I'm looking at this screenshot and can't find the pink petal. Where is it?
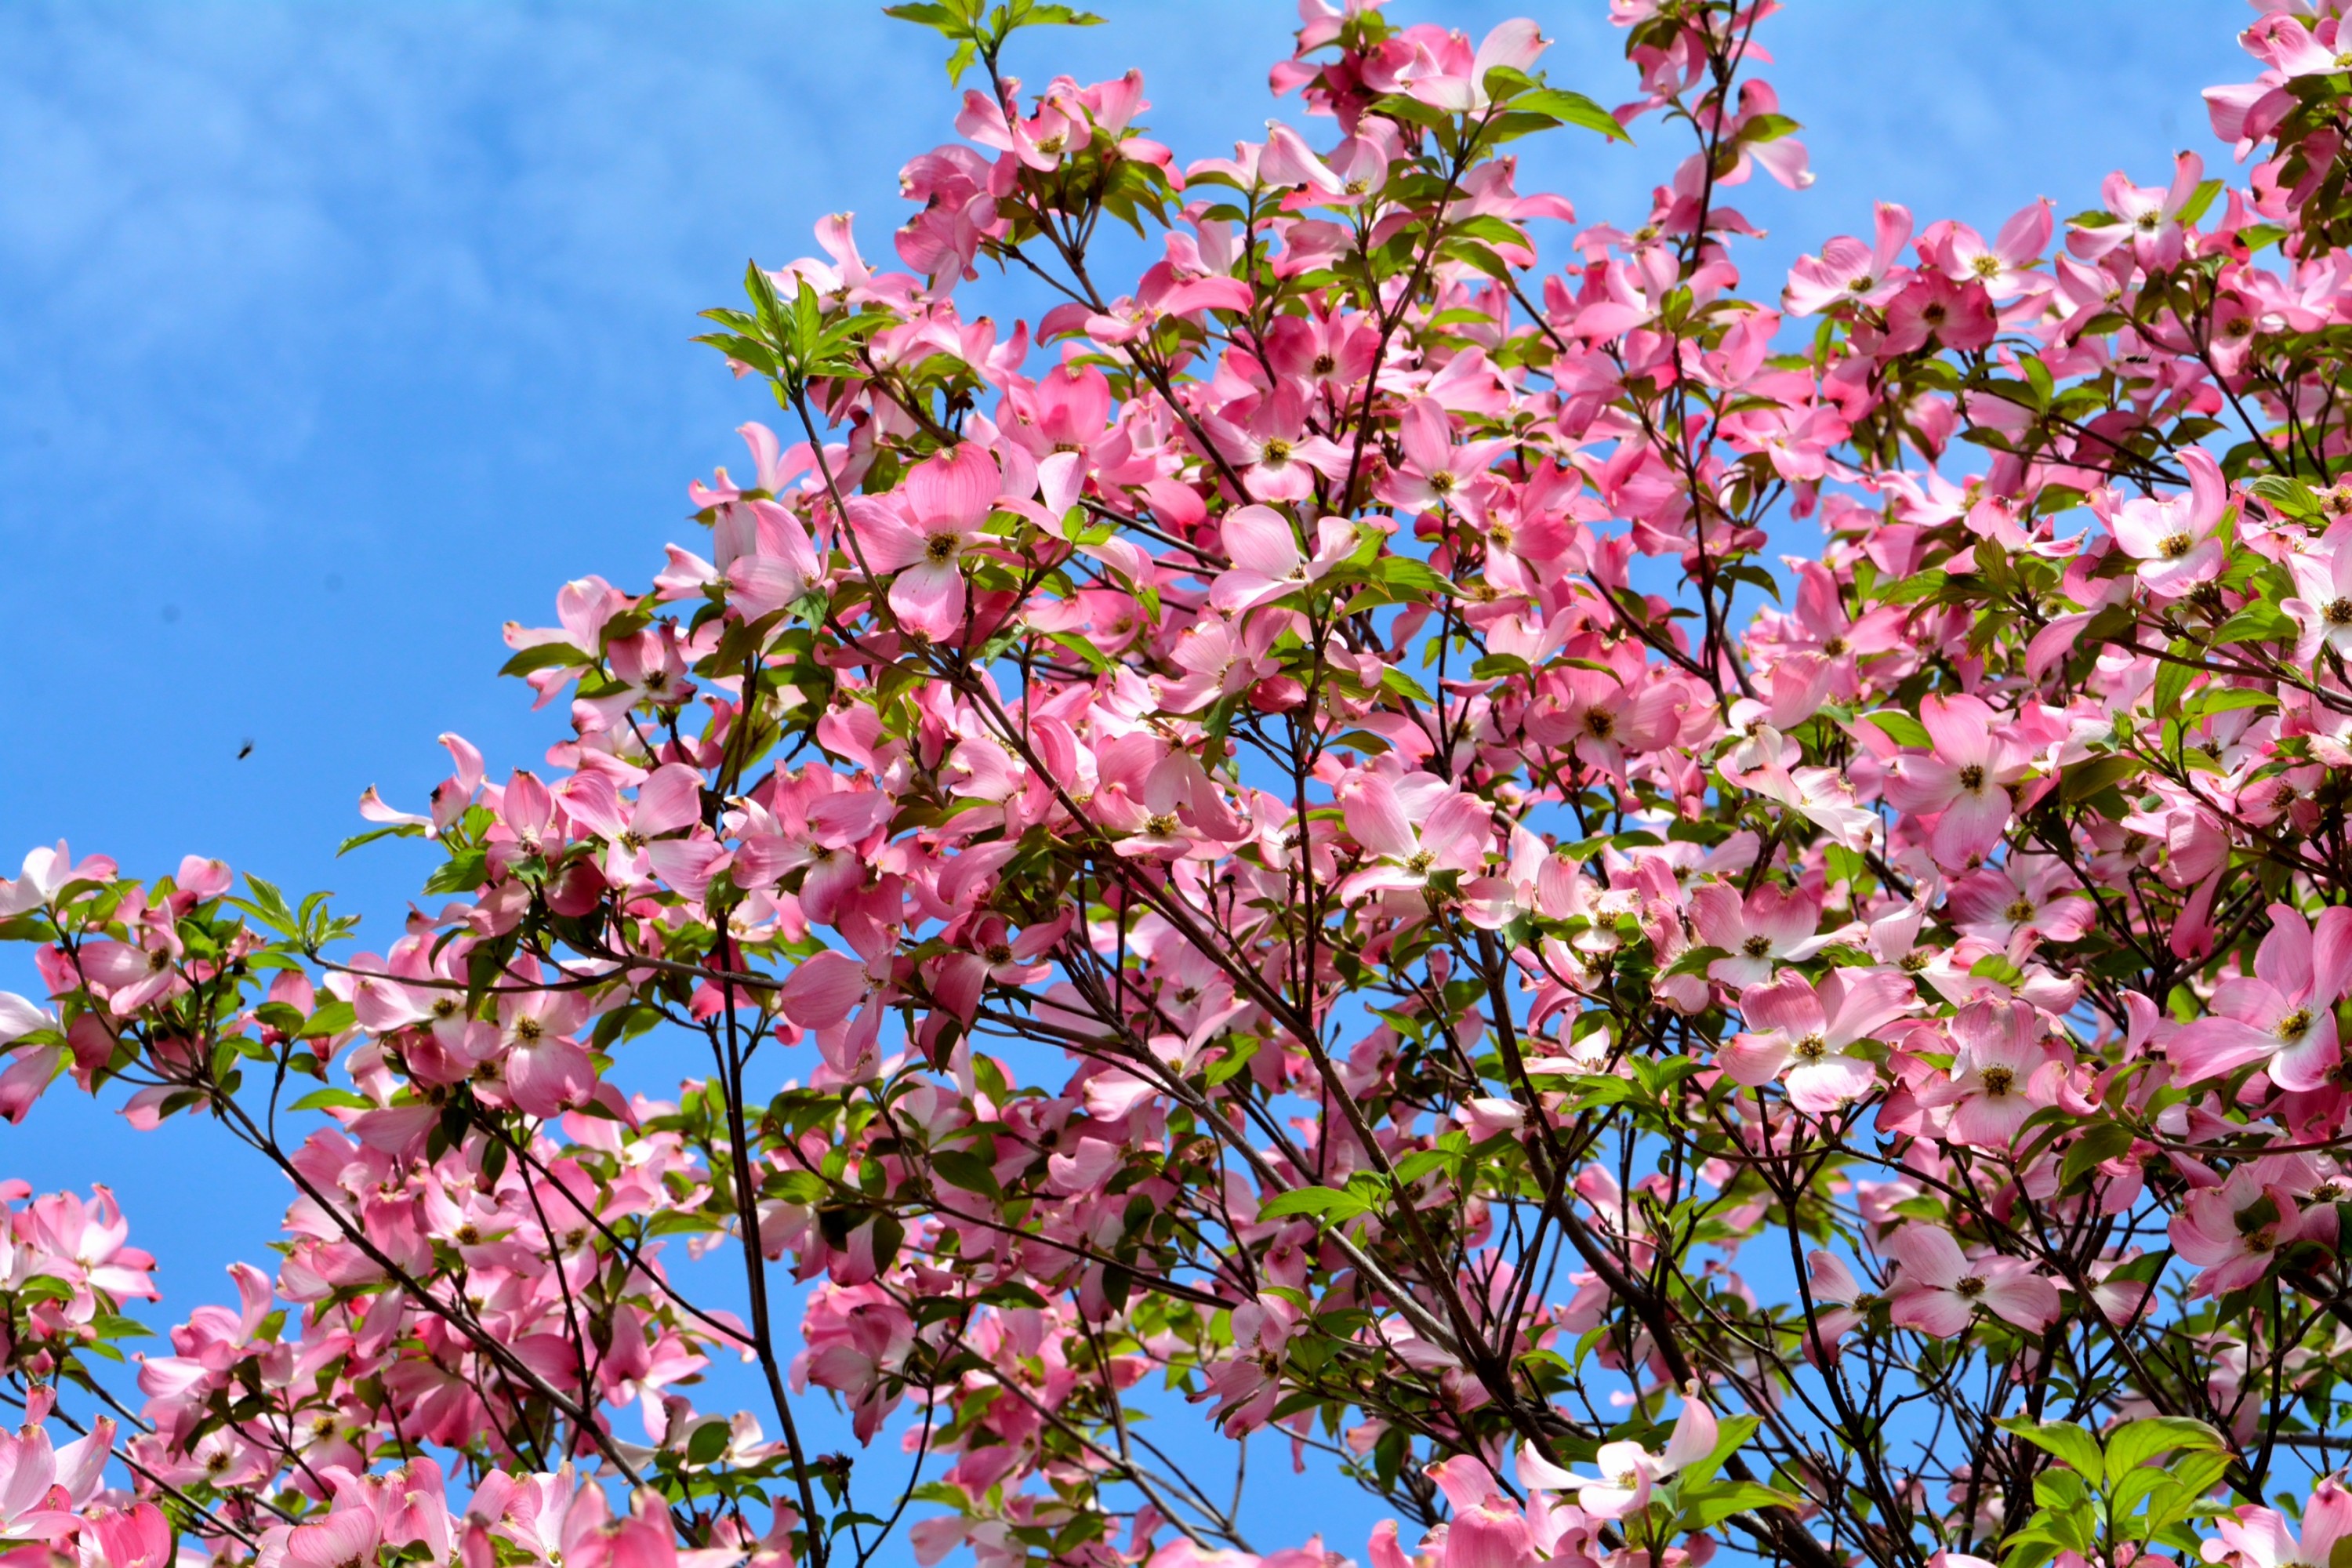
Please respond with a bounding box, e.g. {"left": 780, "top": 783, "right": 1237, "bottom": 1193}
{"left": 1219, "top": 505, "right": 1303, "bottom": 579}
{"left": 1883, "top": 1225, "right": 1967, "bottom": 1290}
{"left": 1886, "top": 1285, "right": 1974, "bottom": 1338}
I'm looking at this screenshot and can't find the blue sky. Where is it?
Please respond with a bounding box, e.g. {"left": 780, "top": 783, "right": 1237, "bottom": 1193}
{"left": 0, "top": 0, "right": 2249, "bottom": 1555}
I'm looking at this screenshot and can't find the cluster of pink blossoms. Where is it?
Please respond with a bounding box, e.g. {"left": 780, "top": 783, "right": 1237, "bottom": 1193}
{"left": 18, "top": 2, "right": 2352, "bottom": 1566}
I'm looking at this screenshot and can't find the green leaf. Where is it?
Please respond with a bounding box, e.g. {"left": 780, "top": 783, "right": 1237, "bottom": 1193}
{"left": 1374, "top": 556, "right": 1459, "bottom": 598}
{"left": 1044, "top": 631, "right": 1112, "bottom": 673}
{"left": 229, "top": 876, "right": 299, "bottom": 939}
{"left": 1998, "top": 1417, "right": 2104, "bottom": 1478}
{"left": 2102, "top": 1417, "right": 2224, "bottom": 1485}
{"left": 1471, "top": 653, "right": 1532, "bottom": 681}
{"left": 1860, "top": 710, "right": 1933, "bottom": 749}
{"left": 685, "top": 1418, "right": 732, "bottom": 1466}
{"left": 337, "top": 823, "right": 425, "bottom": 856}
{"left": 2152, "top": 664, "right": 2196, "bottom": 737}
{"left": 2209, "top": 599, "right": 2297, "bottom": 645}
{"left": 288, "top": 1088, "right": 375, "bottom": 1112}
{"left": 299, "top": 1000, "right": 358, "bottom": 1041}
{"left": 2060, "top": 753, "right": 2142, "bottom": 804}
{"left": 499, "top": 641, "right": 593, "bottom": 677}
{"left": 1514, "top": 87, "right": 1632, "bottom": 143}
{"left": 1677, "top": 1479, "right": 1797, "bottom": 1530}
{"left": 1381, "top": 667, "right": 1436, "bottom": 706}
{"left": 931, "top": 1150, "right": 1001, "bottom": 1200}
{"left": 1259, "top": 1185, "right": 1374, "bottom": 1222}
{"left": 2198, "top": 687, "right": 2277, "bottom": 715}
{"left": 2177, "top": 178, "right": 2225, "bottom": 227}
{"left": 2060, "top": 1121, "right": 2134, "bottom": 1192}
{"left": 1202, "top": 1037, "right": 1258, "bottom": 1087}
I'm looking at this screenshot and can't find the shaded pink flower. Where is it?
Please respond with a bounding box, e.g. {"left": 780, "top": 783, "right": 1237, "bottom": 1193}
{"left": 2170, "top": 902, "right": 2352, "bottom": 1091}
{"left": 2171, "top": 1162, "right": 2337, "bottom": 1298}
{"left": 1884, "top": 1228, "right": 2060, "bottom": 1336}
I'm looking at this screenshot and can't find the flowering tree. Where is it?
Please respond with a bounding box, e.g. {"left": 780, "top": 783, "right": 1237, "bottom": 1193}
{"left": 13, "top": 2, "right": 2352, "bottom": 1566}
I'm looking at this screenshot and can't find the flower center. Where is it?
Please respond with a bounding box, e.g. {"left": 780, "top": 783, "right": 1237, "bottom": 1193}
{"left": 2327, "top": 597, "right": 2352, "bottom": 627}
{"left": 925, "top": 533, "right": 960, "bottom": 564}
{"left": 1261, "top": 438, "right": 1294, "bottom": 463}
{"left": 1821, "top": 636, "right": 1849, "bottom": 656}
{"left": 1795, "top": 1033, "right": 1828, "bottom": 1061}
{"left": 2003, "top": 897, "right": 2035, "bottom": 923}
{"left": 1742, "top": 935, "right": 1773, "bottom": 958}
{"left": 2159, "top": 532, "right": 2194, "bottom": 559}
{"left": 1970, "top": 254, "right": 2002, "bottom": 279}
{"left": 2277, "top": 1008, "right": 2313, "bottom": 1042}
{"left": 1405, "top": 848, "right": 1436, "bottom": 875}
{"left": 1957, "top": 764, "right": 1986, "bottom": 791}
{"left": 1428, "top": 470, "right": 1457, "bottom": 495}
{"left": 1584, "top": 709, "right": 1615, "bottom": 739}
{"left": 1955, "top": 1275, "right": 1987, "bottom": 1298}
{"left": 1979, "top": 1065, "right": 2014, "bottom": 1098}
{"left": 513, "top": 1016, "right": 543, "bottom": 1042}
{"left": 1145, "top": 813, "right": 1180, "bottom": 837}
{"left": 985, "top": 942, "right": 1014, "bottom": 966}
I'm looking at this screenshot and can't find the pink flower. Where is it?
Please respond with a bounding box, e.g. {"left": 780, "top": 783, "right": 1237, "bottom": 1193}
{"left": 1880, "top": 692, "right": 2032, "bottom": 868}
{"left": 0, "top": 841, "right": 117, "bottom": 916}
{"left": 1208, "top": 506, "right": 1359, "bottom": 614}
{"left": 1391, "top": 18, "right": 1551, "bottom": 114}
{"left": 2285, "top": 533, "right": 2352, "bottom": 663}
{"left": 1211, "top": 385, "right": 1350, "bottom": 503}
{"left": 2170, "top": 1163, "right": 2336, "bottom": 1298}
{"left": 1800, "top": 1252, "right": 1867, "bottom": 1363}
{"left": 2169, "top": 902, "right": 2352, "bottom": 1091}
{"left": 559, "top": 764, "right": 711, "bottom": 893}
{"left": 2206, "top": 1480, "right": 2352, "bottom": 1568}
{"left": 1926, "top": 199, "right": 2053, "bottom": 299}
{"left": 848, "top": 443, "right": 1002, "bottom": 638}
{"left": 1377, "top": 398, "right": 1507, "bottom": 524}
{"left": 1337, "top": 773, "right": 1493, "bottom": 902}
{"left": 1944, "top": 856, "right": 2095, "bottom": 946}
{"left": 1883, "top": 1227, "right": 2060, "bottom": 1336}
{"left": 1690, "top": 881, "right": 1833, "bottom": 988}
{"left": 2105, "top": 448, "right": 2230, "bottom": 598}
{"left": 1784, "top": 202, "right": 1914, "bottom": 316}
{"left": 1920, "top": 997, "right": 2049, "bottom": 1148}
{"left": 1518, "top": 1398, "right": 1717, "bottom": 1521}
{"left": 1721, "top": 968, "right": 1913, "bottom": 1112}
{"left": 2070, "top": 151, "right": 2205, "bottom": 268}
